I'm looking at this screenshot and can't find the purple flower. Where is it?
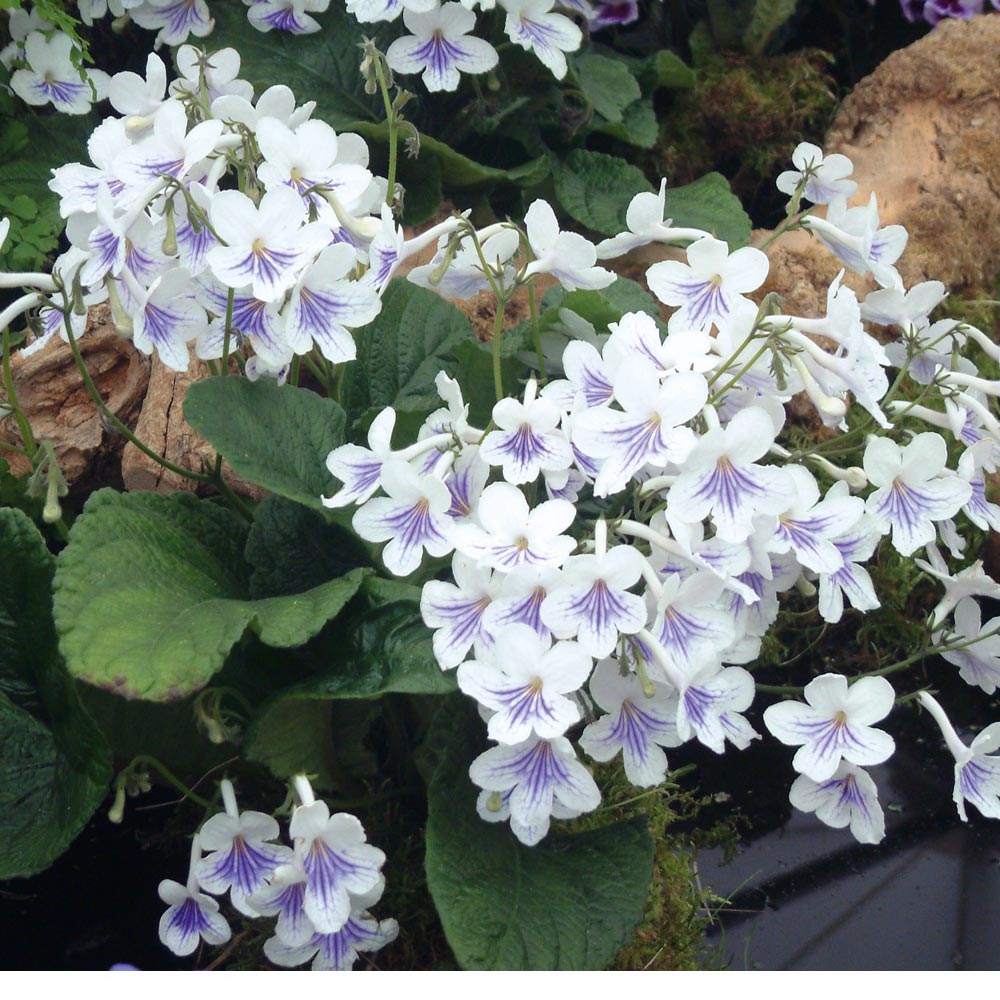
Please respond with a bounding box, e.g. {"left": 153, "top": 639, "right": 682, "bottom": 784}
{"left": 588, "top": 0, "right": 640, "bottom": 31}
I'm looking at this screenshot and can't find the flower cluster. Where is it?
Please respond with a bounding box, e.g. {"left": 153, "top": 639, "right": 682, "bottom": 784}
{"left": 157, "top": 777, "right": 397, "bottom": 970}
{"left": 324, "top": 137, "right": 1000, "bottom": 847}
{"left": 5, "top": 44, "right": 444, "bottom": 376}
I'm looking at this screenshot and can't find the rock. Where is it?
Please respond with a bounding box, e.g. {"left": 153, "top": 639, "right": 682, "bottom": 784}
{"left": 763, "top": 14, "right": 1000, "bottom": 316}
{"left": 0, "top": 305, "right": 150, "bottom": 485}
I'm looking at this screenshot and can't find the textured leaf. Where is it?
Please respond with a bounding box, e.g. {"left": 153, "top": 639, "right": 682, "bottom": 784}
{"left": 424, "top": 705, "right": 654, "bottom": 970}
{"left": 183, "top": 376, "right": 346, "bottom": 509}
{"left": 206, "top": 4, "right": 384, "bottom": 129}
{"left": 553, "top": 150, "right": 654, "bottom": 236}
{"left": 53, "top": 491, "right": 370, "bottom": 701}
{"left": 289, "top": 578, "right": 456, "bottom": 699}
{"left": 661, "top": 172, "right": 752, "bottom": 248}
{"left": 575, "top": 55, "right": 641, "bottom": 124}
{"left": 340, "top": 279, "right": 474, "bottom": 431}
{"left": 592, "top": 100, "right": 659, "bottom": 149}
{"left": 245, "top": 495, "right": 372, "bottom": 600}
{"left": 744, "top": 0, "right": 798, "bottom": 55}
{"left": 0, "top": 508, "right": 111, "bottom": 879}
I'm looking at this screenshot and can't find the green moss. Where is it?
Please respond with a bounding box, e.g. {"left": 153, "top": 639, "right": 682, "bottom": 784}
{"left": 656, "top": 49, "right": 838, "bottom": 221}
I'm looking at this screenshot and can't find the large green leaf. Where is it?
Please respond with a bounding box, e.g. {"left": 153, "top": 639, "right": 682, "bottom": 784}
{"left": 574, "top": 55, "right": 641, "bottom": 125}
{"left": 592, "top": 100, "right": 659, "bottom": 150}
{"left": 340, "top": 279, "right": 474, "bottom": 431}
{"left": 53, "top": 491, "right": 370, "bottom": 701}
{"left": 660, "top": 172, "right": 752, "bottom": 248}
{"left": 205, "top": 4, "right": 384, "bottom": 129}
{"left": 424, "top": 705, "right": 654, "bottom": 970}
{"left": 183, "top": 376, "right": 346, "bottom": 509}
{"left": 245, "top": 495, "right": 373, "bottom": 600}
{"left": 0, "top": 507, "right": 111, "bottom": 879}
{"left": 553, "top": 150, "right": 654, "bottom": 236}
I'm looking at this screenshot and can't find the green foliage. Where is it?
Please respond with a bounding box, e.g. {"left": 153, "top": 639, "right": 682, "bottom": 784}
{"left": 574, "top": 54, "right": 642, "bottom": 124}
{"left": 0, "top": 104, "right": 94, "bottom": 272}
{"left": 206, "top": 3, "right": 383, "bottom": 129}
{"left": 245, "top": 495, "right": 373, "bottom": 599}
{"left": 554, "top": 149, "right": 654, "bottom": 235}
{"left": 288, "top": 577, "right": 457, "bottom": 699}
{"left": 183, "top": 376, "right": 346, "bottom": 509}
{"left": 661, "top": 172, "right": 753, "bottom": 248}
{"left": 340, "top": 278, "right": 475, "bottom": 434}
{"left": 52, "top": 490, "right": 370, "bottom": 701}
{"left": 424, "top": 703, "right": 655, "bottom": 970}
{"left": 0, "top": 507, "right": 111, "bottom": 879}
{"left": 744, "top": 0, "right": 800, "bottom": 55}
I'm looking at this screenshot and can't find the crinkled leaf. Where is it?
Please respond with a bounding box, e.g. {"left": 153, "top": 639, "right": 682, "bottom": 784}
{"left": 245, "top": 495, "right": 372, "bottom": 600}
{"left": 0, "top": 508, "right": 111, "bottom": 879}
{"left": 53, "top": 491, "right": 370, "bottom": 701}
{"left": 574, "top": 55, "right": 641, "bottom": 124}
{"left": 289, "top": 578, "right": 456, "bottom": 698}
{"left": 553, "top": 149, "right": 654, "bottom": 236}
{"left": 593, "top": 99, "right": 658, "bottom": 149}
{"left": 183, "top": 376, "right": 346, "bottom": 509}
{"left": 206, "top": 4, "right": 383, "bottom": 129}
{"left": 424, "top": 704, "right": 654, "bottom": 970}
{"left": 661, "top": 172, "right": 752, "bottom": 248}
{"left": 340, "top": 278, "right": 474, "bottom": 432}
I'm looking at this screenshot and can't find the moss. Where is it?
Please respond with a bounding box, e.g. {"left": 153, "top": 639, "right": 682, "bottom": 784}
{"left": 560, "top": 762, "right": 740, "bottom": 971}
{"left": 656, "top": 49, "right": 839, "bottom": 224}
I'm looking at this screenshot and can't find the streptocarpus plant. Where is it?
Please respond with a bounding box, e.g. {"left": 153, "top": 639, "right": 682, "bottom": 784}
{"left": 3, "top": 34, "right": 1000, "bottom": 971}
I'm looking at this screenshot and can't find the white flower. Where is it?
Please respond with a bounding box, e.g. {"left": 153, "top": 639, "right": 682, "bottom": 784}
{"left": 789, "top": 763, "right": 885, "bottom": 844}
{"left": 937, "top": 598, "right": 1000, "bottom": 696}
{"left": 479, "top": 378, "right": 572, "bottom": 485}
{"left": 11, "top": 31, "right": 109, "bottom": 114}
{"left": 919, "top": 692, "right": 1000, "bottom": 822}
{"left": 420, "top": 553, "right": 500, "bottom": 668}
{"left": 323, "top": 407, "right": 396, "bottom": 509}
{"left": 763, "top": 673, "right": 896, "bottom": 782}
{"left": 776, "top": 142, "right": 858, "bottom": 206}
{"left": 469, "top": 736, "right": 600, "bottom": 845}
{"left": 646, "top": 236, "right": 768, "bottom": 332}
{"left": 501, "top": 0, "right": 582, "bottom": 79}
{"left": 131, "top": 0, "right": 214, "bottom": 48}
{"left": 387, "top": 4, "right": 499, "bottom": 92}
{"left": 863, "top": 433, "right": 972, "bottom": 557}
{"left": 108, "top": 52, "right": 168, "bottom": 118}
{"left": 248, "top": 0, "right": 330, "bottom": 34}
{"left": 131, "top": 267, "right": 208, "bottom": 372}
{"left": 452, "top": 481, "right": 575, "bottom": 572}
{"left": 158, "top": 835, "right": 231, "bottom": 957}
{"left": 595, "top": 179, "right": 709, "bottom": 259}
{"left": 522, "top": 200, "right": 614, "bottom": 291}
{"left": 207, "top": 186, "right": 332, "bottom": 302}
{"left": 352, "top": 459, "right": 455, "bottom": 576}
{"left": 458, "top": 626, "right": 592, "bottom": 743}
{"left": 579, "top": 658, "right": 681, "bottom": 787}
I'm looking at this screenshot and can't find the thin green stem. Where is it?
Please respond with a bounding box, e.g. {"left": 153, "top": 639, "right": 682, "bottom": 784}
{"left": 527, "top": 282, "right": 546, "bottom": 380}
{"left": 2, "top": 328, "right": 37, "bottom": 457}
{"left": 492, "top": 298, "right": 507, "bottom": 401}
{"left": 374, "top": 57, "right": 398, "bottom": 207}
{"left": 124, "top": 755, "right": 215, "bottom": 811}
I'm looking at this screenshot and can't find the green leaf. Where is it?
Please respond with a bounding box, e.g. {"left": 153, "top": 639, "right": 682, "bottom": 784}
{"left": 245, "top": 495, "right": 372, "bottom": 599}
{"left": 288, "top": 578, "right": 456, "bottom": 699}
{"left": 0, "top": 508, "right": 111, "bottom": 879}
{"left": 661, "top": 172, "right": 752, "bottom": 248}
{"left": 574, "top": 55, "right": 641, "bottom": 124}
{"left": 53, "top": 491, "right": 370, "bottom": 701}
{"left": 340, "top": 279, "right": 474, "bottom": 431}
{"left": 183, "top": 376, "right": 346, "bottom": 509}
{"left": 744, "top": 0, "right": 798, "bottom": 55}
{"left": 592, "top": 99, "right": 659, "bottom": 150}
{"left": 553, "top": 150, "right": 654, "bottom": 236}
{"left": 424, "top": 705, "right": 654, "bottom": 970}
{"left": 452, "top": 338, "right": 530, "bottom": 429}
{"left": 206, "top": 4, "right": 383, "bottom": 129}
{"left": 647, "top": 49, "right": 696, "bottom": 90}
